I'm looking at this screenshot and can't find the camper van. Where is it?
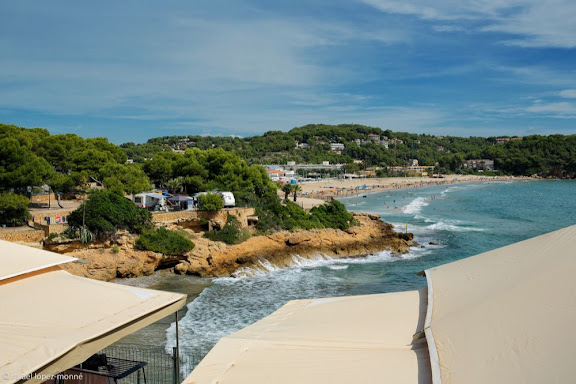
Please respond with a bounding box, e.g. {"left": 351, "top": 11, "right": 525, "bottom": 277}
{"left": 218, "top": 192, "right": 236, "bottom": 208}
{"left": 134, "top": 192, "right": 167, "bottom": 210}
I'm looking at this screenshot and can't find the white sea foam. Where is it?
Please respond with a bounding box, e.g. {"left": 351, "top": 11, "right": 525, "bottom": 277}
{"left": 425, "top": 221, "right": 485, "bottom": 232}
{"left": 440, "top": 186, "right": 460, "bottom": 195}
{"left": 391, "top": 222, "right": 430, "bottom": 235}
{"left": 402, "top": 197, "right": 429, "bottom": 214}
{"left": 229, "top": 251, "right": 414, "bottom": 279}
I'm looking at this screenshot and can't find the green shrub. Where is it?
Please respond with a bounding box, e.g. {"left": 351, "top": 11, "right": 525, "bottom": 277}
{"left": 254, "top": 195, "right": 355, "bottom": 232}
{"left": 136, "top": 227, "right": 195, "bottom": 255}
{"left": 310, "top": 200, "right": 355, "bottom": 230}
{"left": 0, "top": 192, "right": 31, "bottom": 227}
{"left": 198, "top": 192, "right": 223, "bottom": 211}
{"left": 79, "top": 227, "right": 93, "bottom": 244}
{"left": 204, "top": 214, "right": 251, "bottom": 244}
{"left": 68, "top": 190, "right": 152, "bottom": 239}
{"left": 112, "top": 245, "right": 120, "bottom": 254}
{"left": 46, "top": 233, "right": 59, "bottom": 241}
{"left": 176, "top": 229, "right": 195, "bottom": 240}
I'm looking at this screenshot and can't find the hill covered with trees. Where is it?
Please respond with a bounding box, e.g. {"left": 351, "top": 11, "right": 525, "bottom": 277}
{"left": 123, "top": 124, "right": 576, "bottom": 178}
{"left": 0, "top": 123, "right": 359, "bottom": 234}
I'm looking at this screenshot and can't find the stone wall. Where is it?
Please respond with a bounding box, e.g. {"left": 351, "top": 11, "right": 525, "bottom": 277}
{"left": 0, "top": 228, "right": 44, "bottom": 243}
{"left": 30, "top": 193, "right": 56, "bottom": 204}
{"left": 32, "top": 222, "right": 69, "bottom": 236}
{"left": 152, "top": 207, "right": 255, "bottom": 227}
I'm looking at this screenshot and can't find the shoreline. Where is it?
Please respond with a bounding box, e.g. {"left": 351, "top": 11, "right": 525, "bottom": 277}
{"left": 297, "top": 175, "right": 534, "bottom": 201}
{"left": 46, "top": 176, "right": 535, "bottom": 282}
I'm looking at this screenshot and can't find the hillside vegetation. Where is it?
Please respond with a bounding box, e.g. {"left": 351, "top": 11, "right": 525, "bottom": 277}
{"left": 123, "top": 124, "right": 576, "bottom": 177}
{"left": 0, "top": 123, "right": 360, "bottom": 235}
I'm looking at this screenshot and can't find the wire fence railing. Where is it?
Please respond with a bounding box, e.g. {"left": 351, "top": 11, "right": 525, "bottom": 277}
{"left": 100, "top": 344, "right": 203, "bottom": 384}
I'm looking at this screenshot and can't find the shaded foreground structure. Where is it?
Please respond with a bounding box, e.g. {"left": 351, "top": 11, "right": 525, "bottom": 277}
{"left": 185, "top": 225, "right": 576, "bottom": 383}
{"left": 0, "top": 240, "right": 186, "bottom": 384}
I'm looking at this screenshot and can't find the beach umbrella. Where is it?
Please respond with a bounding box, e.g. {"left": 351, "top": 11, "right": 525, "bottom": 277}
{"left": 183, "top": 225, "right": 576, "bottom": 383}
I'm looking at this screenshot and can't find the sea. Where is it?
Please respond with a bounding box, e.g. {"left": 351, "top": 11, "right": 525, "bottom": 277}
{"left": 117, "top": 179, "right": 576, "bottom": 367}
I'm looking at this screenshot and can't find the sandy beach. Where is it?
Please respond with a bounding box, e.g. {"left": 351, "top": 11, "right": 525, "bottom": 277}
{"left": 297, "top": 175, "right": 530, "bottom": 202}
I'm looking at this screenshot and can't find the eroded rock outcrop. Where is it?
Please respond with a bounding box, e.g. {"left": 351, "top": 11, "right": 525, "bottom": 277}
{"left": 184, "top": 213, "right": 413, "bottom": 277}
{"left": 60, "top": 248, "right": 163, "bottom": 281}
{"left": 51, "top": 213, "right": 413, "bottom": 281}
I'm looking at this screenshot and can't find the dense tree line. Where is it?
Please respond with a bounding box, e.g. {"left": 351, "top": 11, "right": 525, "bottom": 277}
{"left": 141, "top": 148, "right": 275, "bottom": 205}
{"left": 125, "top": 124, "right": 576, "bottom": 177}
{"left": 2, "top": 122, "right": 575, "bottom": 235}
{"left": 0, "top": 124, "right": 151, "bottom": 196}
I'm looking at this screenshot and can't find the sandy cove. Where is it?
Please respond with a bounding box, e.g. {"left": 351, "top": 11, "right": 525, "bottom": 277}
{"left": 297, "top": 175, "right": 531, "bottom": 203}
{"left": 58, "top": 213, "right": 413, "bottom": 280}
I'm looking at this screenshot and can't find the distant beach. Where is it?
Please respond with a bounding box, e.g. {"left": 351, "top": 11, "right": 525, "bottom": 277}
{"left": 297, "top": 175, "right": 533, "bottom": 201}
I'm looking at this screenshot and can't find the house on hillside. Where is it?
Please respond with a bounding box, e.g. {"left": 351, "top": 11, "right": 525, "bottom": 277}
{"left": 463, "top": 159, "right": 495, "bottom": 172}
{"left": 295, "top": 141, "right": 310, "bottom": 150}
{"left": 367, "top": 133, "right": 380, "bottom": 142}
{"left": 330, "top": 143, "right": 345, "bottom": 152}
{"left": 267, "top": 169, "right": 286, "bottom": 182}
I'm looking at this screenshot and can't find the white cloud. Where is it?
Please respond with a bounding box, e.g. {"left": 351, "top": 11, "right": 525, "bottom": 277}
{"left": 525, "top": 102, "right": 576, "bottom": 116}
{"left": 433, "top": 25, "right": 466, "bottom": 32}
{"left": 559, "top": 90, "right": 576, "bottom": 99}
{"left": 491, "top": 65, "right": 576, "bottom": 87}
{"left": 360, "top": 0, "right": 576, "bottom": 48}
{"left": 0, "top": 7, "right": 412, "bottom": 120}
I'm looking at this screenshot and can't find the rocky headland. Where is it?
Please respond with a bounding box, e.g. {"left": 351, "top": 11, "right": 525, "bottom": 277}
{"left": 52, "top": 213, "right": 413, "bottom": 280}
{"left": 182, "top": 213, "right": 413, "bottom": 277}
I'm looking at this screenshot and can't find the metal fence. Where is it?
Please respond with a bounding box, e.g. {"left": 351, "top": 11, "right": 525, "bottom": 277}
{"left": 100, "top": 344, "right": 203, "bottom": 384}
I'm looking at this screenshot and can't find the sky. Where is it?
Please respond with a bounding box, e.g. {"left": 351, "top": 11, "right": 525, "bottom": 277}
{"left": 1, "top": 0, "right": 576, "bottom": 143}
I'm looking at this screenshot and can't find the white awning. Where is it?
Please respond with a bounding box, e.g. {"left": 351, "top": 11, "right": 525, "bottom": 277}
{"left": 184, "top": 289, "right": 431, "bottom": 384}
{"left": 0, "top": 239, "right": 75, "bottom": 281}
{"left": 424, "top": 225, "right": 576, "bottom": 384}
{"left": 0, "top": 242, "right": 186, "bottom": 384}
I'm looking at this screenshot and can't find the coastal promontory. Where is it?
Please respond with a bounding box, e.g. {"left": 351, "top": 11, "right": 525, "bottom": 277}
{"left": 57, "top": 212, "right": 413, "bottom": 280}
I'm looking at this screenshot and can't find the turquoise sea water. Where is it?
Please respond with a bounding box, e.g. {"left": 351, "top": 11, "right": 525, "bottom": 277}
{"left": 134, "top": 180, "right": 576, "bottom": 361}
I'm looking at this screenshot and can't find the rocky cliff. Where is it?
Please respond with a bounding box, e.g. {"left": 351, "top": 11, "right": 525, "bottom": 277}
{"left": 179, "top": 213, "right": 413, "bottom": 277}
{"left": 50, "top": 232, "right": 164, "bottom": 281}
{"left": 61, "top": 248, "right": 163, "bottom": 281}
{"left": 53, "top": 213, "right": 413, "bottom": 280}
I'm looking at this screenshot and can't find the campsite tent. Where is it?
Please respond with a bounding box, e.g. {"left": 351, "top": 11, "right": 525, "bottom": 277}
{"left": 167, "top": 195, "right": 194, "bottom": 203}
{"left": 0, "top": 240, "right": 186, "bottom": 384}
{"left": 184, "top": 225, "right": 576, "bottom": 383}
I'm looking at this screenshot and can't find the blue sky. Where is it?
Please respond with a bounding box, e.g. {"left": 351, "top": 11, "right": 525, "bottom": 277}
{"left": 1, "top": 0, "right": 576, "bottom": 143}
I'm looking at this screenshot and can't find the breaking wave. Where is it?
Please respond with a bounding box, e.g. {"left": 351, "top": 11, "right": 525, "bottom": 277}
{"left": 402, "top": 197, "right": 429, "bottom": 214}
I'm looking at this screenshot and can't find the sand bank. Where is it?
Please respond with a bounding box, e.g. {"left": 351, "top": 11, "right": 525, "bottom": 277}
{"left": 298, "top": 175, "right": 531, "bottom": 200}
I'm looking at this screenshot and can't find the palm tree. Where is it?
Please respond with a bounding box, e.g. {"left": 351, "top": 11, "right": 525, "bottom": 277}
{"left": 292, "top": 185, "right": 302, "bottom": 202}
{"left": 281, "top": 183, "right": 293, "bottom": 201}
{"left": 164, "top": 177, "right": 185, "bottom": 194}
